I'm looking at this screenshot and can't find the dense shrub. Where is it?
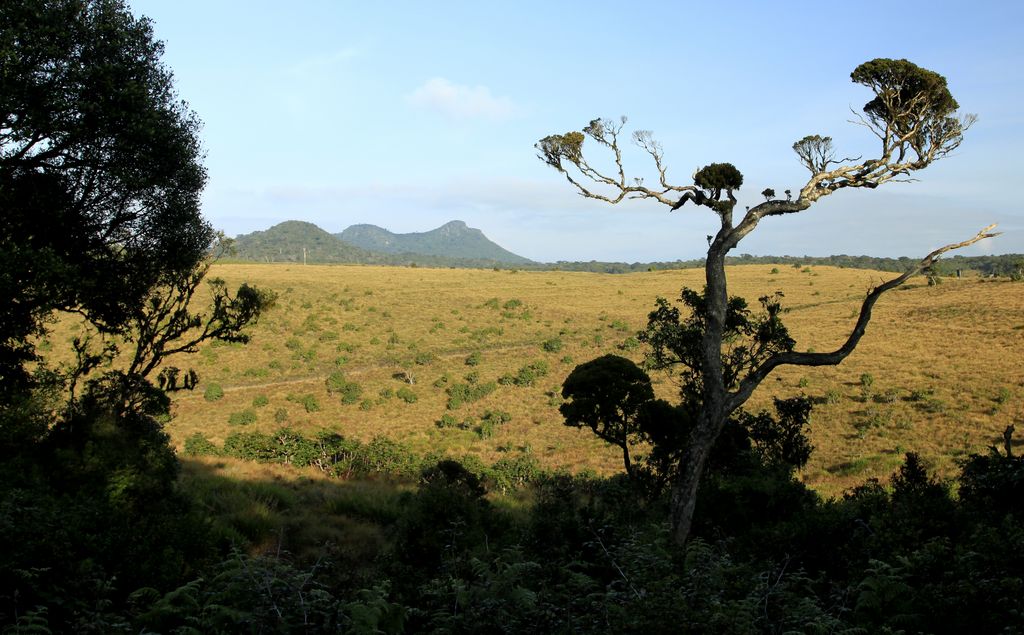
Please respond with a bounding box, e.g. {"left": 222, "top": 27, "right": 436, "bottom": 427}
{"left": 183, "top": 432, "right": 219, "bottom": 456}
{"left": 286, "top": 393, "right": 320, "bottom": 413}
{"left": 489, "top": 454, "right": 540, "bottom": 493}
{"left": 436, "top": 414, "right": 459, "bottom": 429}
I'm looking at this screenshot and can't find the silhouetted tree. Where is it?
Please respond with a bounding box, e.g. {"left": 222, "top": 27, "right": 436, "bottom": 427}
{"left": 0, "top": 4, "right": 273, "bottom": 621}
{"left": 537, "top": 58, "right": 995, "bottom": 545}
{"left": 0, "top": 0, "right": 273, "bottom": 412}
{"left": 560, "top": 354, "right": 655, "bottom": 478}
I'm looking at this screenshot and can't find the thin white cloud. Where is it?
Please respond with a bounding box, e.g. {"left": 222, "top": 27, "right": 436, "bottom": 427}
{"left": 406, "top": 77, "right": 518, "bottom": 120}
{"left": 286, "top": 48, "right": 358, "bottom": 80}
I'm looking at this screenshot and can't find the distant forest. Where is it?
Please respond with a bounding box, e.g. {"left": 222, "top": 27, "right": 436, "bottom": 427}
{"left": 543, "top": 252, "right": 1024, "bottom": 276}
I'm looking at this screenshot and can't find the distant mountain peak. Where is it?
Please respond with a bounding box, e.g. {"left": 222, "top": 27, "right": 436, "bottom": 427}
{"left": 336, "top": 220, "right": 531, "bottom": 264}
{"left": 230, "top": 219, "right": 532, "bottom": 266}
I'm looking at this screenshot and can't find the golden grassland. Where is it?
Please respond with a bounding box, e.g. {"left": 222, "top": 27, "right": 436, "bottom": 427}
{"left": 49, "top": 262, "right": 1024, "bottom": 497}
{"left": 147, "top": 262, "right": 1024, "bottom": 498}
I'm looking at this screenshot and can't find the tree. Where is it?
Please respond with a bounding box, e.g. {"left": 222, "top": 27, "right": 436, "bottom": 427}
{"left": 560, "top": 354, "right": 655, "bottom": 478}
{"left": 537, "top": 58, "right": 996, "bottom": 545}
{"left": 0, "top": 1, "right": 274, "bottom": 622}
{"left": 1, "top": 0, "right": 205, "bottom": 397}
{"left": 0, "top": 0, "right": 271, "bottom": 410}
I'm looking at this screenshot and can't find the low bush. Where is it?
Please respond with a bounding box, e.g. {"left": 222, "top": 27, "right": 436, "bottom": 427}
{"left": 446, "top": 382, "right": 497, "bottom": 409}
{"left": 499, "top": 360, "right": 549, "bottom": 387}
{"left": 489, "top": 454, "right": 540, "bottom": 493}
{"left": 326, "top": 372, "right": 362, "bottom": 404}
{"left": 286, "top": 393, "right": 320, "bottom": 413}
{"left": 203, "top": 383, "right": 224, "bottom": 402}
{"left": 182, "top": 432, "right": 219, "bottom": 456}
{"left": 541, "top": 337, "right": 563, "bottom": 353}
{"left": 228, "top": 409, "right": 257, "bottom": 426}
{"left": 477, "top": 410, "right": 512, "bottom": 439}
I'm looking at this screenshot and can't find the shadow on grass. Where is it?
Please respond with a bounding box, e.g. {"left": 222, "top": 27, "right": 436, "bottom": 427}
{"left": 178, "top": 457, "right": 411, "bottom": 584}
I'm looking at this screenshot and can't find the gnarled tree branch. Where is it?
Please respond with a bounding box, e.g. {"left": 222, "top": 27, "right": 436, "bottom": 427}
{"left": 727, "top": 224, "right": 999, "bottom": 412}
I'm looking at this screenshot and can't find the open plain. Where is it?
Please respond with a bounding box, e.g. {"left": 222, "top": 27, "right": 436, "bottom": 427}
{"left": 129, "top": 262, "right": 1024, "bottom": 497}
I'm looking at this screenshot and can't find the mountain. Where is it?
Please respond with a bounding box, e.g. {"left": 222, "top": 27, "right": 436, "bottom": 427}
{"left": 230, "top": 220, "right": 534, "bottom": 267}
{"left": 337, "top": 220, "right": 533, "bottom": 265}
{"left": 230, "top": 220, "right": 376, "bottom": 264}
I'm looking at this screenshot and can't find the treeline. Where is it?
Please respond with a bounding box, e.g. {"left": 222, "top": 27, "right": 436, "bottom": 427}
{"left": 226, "top": 251, "right": 1024, "bottom": 277}
{"left": 543, "top": 252, "right": 1024, "bottom": 275}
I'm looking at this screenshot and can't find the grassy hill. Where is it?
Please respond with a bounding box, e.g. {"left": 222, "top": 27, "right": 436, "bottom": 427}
{"left": 231, "top": 220, "right": 375, "bottom": 264}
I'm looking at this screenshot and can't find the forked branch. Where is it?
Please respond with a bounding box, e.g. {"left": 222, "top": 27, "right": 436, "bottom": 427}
{"left": 536, "top": 117, "right": 696, "bottom": 207}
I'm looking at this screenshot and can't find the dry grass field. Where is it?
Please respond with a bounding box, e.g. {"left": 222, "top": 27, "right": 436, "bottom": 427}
{"left": 51, "top": 262, "right": 1023, "bottom": 498}
{"left": 120, "top": 262, "right": 1020, "bottom": 498}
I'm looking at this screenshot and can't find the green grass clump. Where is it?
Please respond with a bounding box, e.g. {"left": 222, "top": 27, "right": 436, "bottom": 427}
{"left": 287, "top": 393, "right": 320, "bottom": 413}
{"left": 203, "top": 383, "right": 224, "bottom": 402}
{"left": 183, "top": 432, "right": 219, "bottom": 456}
{"left": 446, "top": 382, "right": 497, "bottom": 409}
{"left": 499, "top": 360, "right": 549, "bottom": 387}
{"left": 476, "top": 410, "right": 512, "bottom": 439}
{"left": 541, "top": 337, "right": 563, "bottom": 353}
{"left": 326, "top": 371, "right": 362, "bottom": 404}
{"left": 396, "top": 387, "right": 418, "bottom": 404}
{"left": 228, "top": 409, "right": 258, "bottom": 426}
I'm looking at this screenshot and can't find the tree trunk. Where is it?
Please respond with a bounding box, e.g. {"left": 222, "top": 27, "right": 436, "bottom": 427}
{"left": 669, "top": 409, "right": 721, "bottom": 543}
{"left": 669, "top": 242, "right": 731, "bottom": 545}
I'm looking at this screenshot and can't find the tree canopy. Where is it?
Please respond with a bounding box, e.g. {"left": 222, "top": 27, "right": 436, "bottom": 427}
{"left": 0, "top": 0, "right": 212, "bottom": 395}
{"left": 560, "top": 354, "right": 655, "bottom": 477}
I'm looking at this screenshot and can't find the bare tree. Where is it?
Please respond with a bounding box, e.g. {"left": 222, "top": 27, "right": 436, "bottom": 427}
{"left": 537, "top": 58, "right": 996, "bottom": 545}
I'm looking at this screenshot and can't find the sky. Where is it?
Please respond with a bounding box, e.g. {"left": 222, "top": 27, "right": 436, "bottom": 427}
{"left": 131, "top": 0, "right": 1023, "bottom": 263}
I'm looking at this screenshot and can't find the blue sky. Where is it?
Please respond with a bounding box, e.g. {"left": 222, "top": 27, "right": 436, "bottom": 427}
{"left": 132, "top": 0, "right": 1023, "bottom": 262}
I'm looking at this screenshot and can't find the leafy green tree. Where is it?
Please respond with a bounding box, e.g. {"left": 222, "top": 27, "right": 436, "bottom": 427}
{"left": 538, "top": 58, "right": 994, "bottom": 544}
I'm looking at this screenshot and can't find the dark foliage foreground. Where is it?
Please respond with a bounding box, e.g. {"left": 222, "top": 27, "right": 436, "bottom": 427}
{"left": 3, "top": 414, "right": 1022, "bottom": 633}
